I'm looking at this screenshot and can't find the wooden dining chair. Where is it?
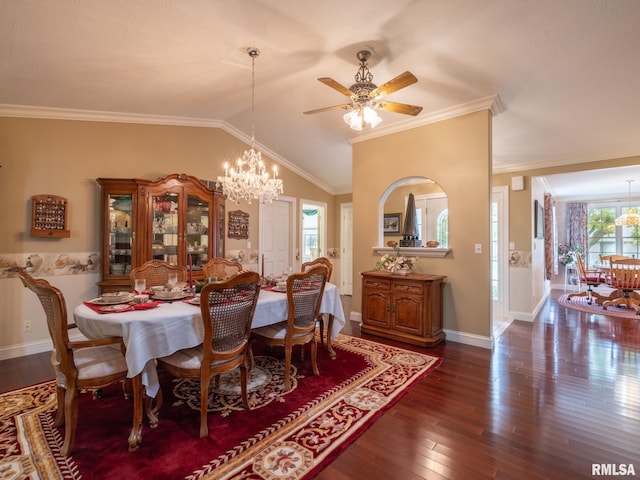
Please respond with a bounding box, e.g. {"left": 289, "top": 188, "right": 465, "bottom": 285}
{"left": 567, "top": 253, "right": 605, "bottom": 305}
{"left": 250, "top": 265, "right": 328, "bottom": 391}
{"left": 602, "top": 258, "right": 640, "bottom": 314}
{"left": 157, "top": 271, "right": 261, "bottom": 437}
{"left": 129, "top": 260, "right": 187, "bottom": 289}
{"left": 301, "top": 257, "right": 333, "bottom": 345}
{"left": 18, "top": 270, "right": 129, "bottom": 456}
{"left": 202, "top": 257, "right": 243, "bottom": 280}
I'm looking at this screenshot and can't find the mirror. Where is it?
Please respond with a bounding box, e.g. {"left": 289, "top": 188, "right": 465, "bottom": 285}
{"left": 381, "top": 177, "right": 448, "bottom": 248}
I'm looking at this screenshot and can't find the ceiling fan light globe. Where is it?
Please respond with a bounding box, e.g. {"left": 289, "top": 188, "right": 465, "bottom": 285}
{"left": 363, "top": 106, "right": 382, "bottom": 127}
{"left": 343, "top": 110, "right": 362, "bottom": 130}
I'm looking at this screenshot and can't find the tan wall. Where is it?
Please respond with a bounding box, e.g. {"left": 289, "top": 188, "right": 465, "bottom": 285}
{"left": 353, "top": 110, "right": 492, "bottom": 338}
{"left": 0, "top": 117, "right": 335, "bottom": 255}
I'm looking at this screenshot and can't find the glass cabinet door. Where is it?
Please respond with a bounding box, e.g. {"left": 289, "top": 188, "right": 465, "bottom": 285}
{"left": 108, "top": 194, "right": 133, "bottom": 276}
{"left": 152, "top": 193, "right": 180, "bottom": 264}
{"left": 186, "top": 194, "right": 210, "bottom": 272}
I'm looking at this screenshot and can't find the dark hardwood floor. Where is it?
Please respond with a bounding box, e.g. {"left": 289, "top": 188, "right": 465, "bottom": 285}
{"left": 2, "top": 291, "right": 638, "bottom": 479}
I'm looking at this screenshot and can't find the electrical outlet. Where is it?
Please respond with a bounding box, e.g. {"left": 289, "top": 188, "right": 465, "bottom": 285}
{"left": 24, "top": 319, "right": 32, "bottom": 332}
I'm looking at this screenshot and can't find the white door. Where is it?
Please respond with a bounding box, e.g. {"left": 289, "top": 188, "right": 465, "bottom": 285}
{"left": 340, "top": 203, "right": 353, "bottom": 295}
{"left": 492, "top": 186, "right": 509, "bottom": 335}
{"left": 261, "top": 197, "right": 295, "bottom": 276}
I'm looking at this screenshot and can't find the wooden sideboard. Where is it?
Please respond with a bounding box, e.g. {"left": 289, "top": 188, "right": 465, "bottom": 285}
{"left": 361, "top": 270, "right": 446, "bottom": 347}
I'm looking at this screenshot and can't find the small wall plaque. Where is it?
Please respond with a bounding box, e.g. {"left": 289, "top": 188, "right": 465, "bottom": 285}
{"left": 228, "top": 210, "right": 249, "bottom": 239}
{"left": 31, "top": 194, "right": 71, "bottom": 238}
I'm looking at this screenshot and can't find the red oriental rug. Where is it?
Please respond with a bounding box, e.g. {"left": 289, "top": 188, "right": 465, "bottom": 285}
{"left": 0, "top": 334, "right": 441, "bottom": 479}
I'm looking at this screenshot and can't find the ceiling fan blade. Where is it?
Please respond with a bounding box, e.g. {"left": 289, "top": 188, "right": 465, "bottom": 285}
{"left": 370, "top": 71, "right": 418, "bottom": 99}
{"left": 375, "top": 101, "right": 423, "bottom": 116}
{"left": 318, "top": 77, "right": 353, "bottom": 97}
{"left": 303, "top": 104, "right": 352, "bottom": 115}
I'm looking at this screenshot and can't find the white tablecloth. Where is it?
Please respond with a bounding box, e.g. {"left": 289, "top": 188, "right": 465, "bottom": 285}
{"left": 73, "top": 283, "right": 345, "bottom": 397}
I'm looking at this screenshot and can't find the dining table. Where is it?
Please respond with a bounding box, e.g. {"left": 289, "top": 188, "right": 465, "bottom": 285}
{"left": 73, "top": 282, "right": 345, "bottom": 451}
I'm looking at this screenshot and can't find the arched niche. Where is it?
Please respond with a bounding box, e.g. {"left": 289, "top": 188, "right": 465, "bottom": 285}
{"left": 374, "top": 176, "right": 451, "bottom": 258}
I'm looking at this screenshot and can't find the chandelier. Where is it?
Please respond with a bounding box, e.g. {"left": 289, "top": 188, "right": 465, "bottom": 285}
{"left": 218, "top": 47, "right": 283, "bottom": 204}
{"left": 614, "top": 179, "right": 640, "bottom": 226}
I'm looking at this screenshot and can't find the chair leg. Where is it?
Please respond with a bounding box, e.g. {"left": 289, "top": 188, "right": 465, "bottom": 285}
{"left": 318, "top": 315, "right": 326, "bottom": 345}
{"left": 240, "top": 364, "right": 250, "bottom": 410}
{"left": 53, "top": 385, "right": 65, "bottom": 427}
{"left": 284, "top": 346, "right": 292, "bottom": 392}
{"left": 60, "top": 387, "right": 79, "bottom": 456}
{"left": 200, "top": 374, "right": 211, "bottom": 438}
{"left": 311, "top": 340, "right": 319, "bottom": 376}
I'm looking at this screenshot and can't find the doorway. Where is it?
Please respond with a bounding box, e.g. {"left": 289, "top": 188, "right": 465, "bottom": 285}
{"left": 300, "top": 200, "right": 326, "bottom": 263}
{"left": 492, "top": 186, "right": 510, "bottom": 338}
{"left": 340, "top": 203, "right": 353, "bottom": 295}
{"left": 260, "top": 196, "right": 296, "bottom": 276}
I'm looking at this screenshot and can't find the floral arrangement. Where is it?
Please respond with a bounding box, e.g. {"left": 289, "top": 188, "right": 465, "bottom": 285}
{"left": 375, "top": 247, "right": 417, "bottom": 273}
{"left": 558, "top": 244, "right": 581, "bottom": 266}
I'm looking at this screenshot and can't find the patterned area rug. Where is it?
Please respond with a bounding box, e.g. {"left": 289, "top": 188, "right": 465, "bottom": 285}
{"left": 558, "top": 293, "right": 640, "bottom": 319}
{"left": 0, "top": 334, "right": 441, "bottom": 480}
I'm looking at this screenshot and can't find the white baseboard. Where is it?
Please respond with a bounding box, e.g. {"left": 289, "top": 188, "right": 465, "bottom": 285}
{"left": 0, "top": 331, "right": 86, "bottom": 361}
{"left": 0, "top": 339, "right": 52, "bottom": 360}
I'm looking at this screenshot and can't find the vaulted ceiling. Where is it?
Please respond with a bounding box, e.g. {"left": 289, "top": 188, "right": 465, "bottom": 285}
{"left": 2, "top": 0, "right": 640, "bottom": 196}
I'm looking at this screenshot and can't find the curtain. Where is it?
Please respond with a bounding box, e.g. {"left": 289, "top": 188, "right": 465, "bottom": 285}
{"left": 544, "top": 193, "right": 554, "bottom": 279}
{"left": 566, "top": 203, "right": 588, "bottom": 256}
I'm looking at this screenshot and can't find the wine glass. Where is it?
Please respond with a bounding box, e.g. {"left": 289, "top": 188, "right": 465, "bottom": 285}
{"left": 134, "top": 278, "right": 146, "bottom": 295}
{"left": 167, "top": 273, "right": 178, "bottom": 290}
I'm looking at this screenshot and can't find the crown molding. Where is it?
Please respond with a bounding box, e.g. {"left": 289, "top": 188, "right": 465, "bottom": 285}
{"left": 492, "top": 150, "right": 640, "bottom": 175}
{"left": 349, "top": 94, "right": 503, "bottom": 144}
{"left": 0, "top": 104, "right": 339, "bottom": 195}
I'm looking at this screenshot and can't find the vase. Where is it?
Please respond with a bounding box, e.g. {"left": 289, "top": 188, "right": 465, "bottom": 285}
{"left": 390, "top": 267, "right": 411, "bottom": 276}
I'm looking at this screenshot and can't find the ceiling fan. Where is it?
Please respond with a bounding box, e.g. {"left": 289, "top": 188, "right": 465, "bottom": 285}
{"left": 303, "top": 50, "right": 423, "bottom": 130}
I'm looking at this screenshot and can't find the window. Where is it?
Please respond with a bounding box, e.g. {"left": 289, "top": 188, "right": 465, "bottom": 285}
{"left": 301, "top": 201, "right": 326, "bottom": 263}
{"left": 587, "top": 203, "right": 640, "bottom": 264}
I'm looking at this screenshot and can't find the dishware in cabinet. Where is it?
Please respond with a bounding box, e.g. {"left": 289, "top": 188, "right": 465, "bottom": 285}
{"left": 97, "top": 179, "right": 142, "bottom": 293}
{"left": 97, "top": 174, "right": 224, "bottom": 294}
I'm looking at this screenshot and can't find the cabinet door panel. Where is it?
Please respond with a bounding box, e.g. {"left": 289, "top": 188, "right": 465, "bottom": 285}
{"left": 393, "top": 294, "right": 424, "bottom": 335}
{"left": 364, "top": 292, "right": 391, "bottom": 328}
{"left": 151, "top": 192, "right": 180, "bottom": 264}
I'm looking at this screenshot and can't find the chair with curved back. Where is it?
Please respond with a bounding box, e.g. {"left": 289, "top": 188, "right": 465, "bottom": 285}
{"left": 250, "top": 265, "right": 328, "bottom": 391}
{"left": 18, "top": 270, "right": 129, "bottom": 456}
{"left": 602, "top": 258, "right": 640, "bottom": 314}
{"left": 157, "top": 271, "right": 261, "bottom": 437}
{"left": 567, "top": 253, "right": 605, "bottom": 305}
{"left": 202, "top": 257, "right": 243, "bottom": 280}
{"left": 301, "top": 257, "right": 333, "bottom": 345}
{"left": 130, "top": 260, "right": 187, "bottom": 289}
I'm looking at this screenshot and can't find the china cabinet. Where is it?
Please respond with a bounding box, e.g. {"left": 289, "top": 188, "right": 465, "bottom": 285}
{"left": 97, "top": 173, "right": 224, "bottom": 293}
{"left": 361, "top": 270, "right": 446, "bottom": 347}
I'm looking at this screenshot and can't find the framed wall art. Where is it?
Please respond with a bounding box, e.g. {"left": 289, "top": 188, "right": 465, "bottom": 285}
{"left": 383, "top": 213, "right": 402, "bottom": 235}
{"left": 228, "top": 210, "right": 249, "bottom": 239}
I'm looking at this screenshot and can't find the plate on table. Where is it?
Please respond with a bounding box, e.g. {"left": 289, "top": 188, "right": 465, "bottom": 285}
{"left": 152, "top": 291, "right": 189, "bottom": 301}
{"left": 99, "top": 304, "right": 132, "bottom": 312}
{"left": 271, "top": 286, "right": 287, "bottom": 292}
{"left": 185, "top": 296, "right": 200, "bottom": 306}
{"left": 88, "top": 295, "right": 134, "bottom": 305}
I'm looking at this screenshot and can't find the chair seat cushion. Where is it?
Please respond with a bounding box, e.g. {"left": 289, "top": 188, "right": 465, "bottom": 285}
{"left": 251, "top": 321, "right": 314, "bottom": 340}
{"left": 159, "top": 345, "right": 238, "bottom": 370}
{"left": 160, "top": 345, "right": 204, "bottom": 370}
{"left": 583, "top": 275, "right": 602, "bottom": 283}
{"left": 75, "top": 345, "right": 128, "bottom": 381}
